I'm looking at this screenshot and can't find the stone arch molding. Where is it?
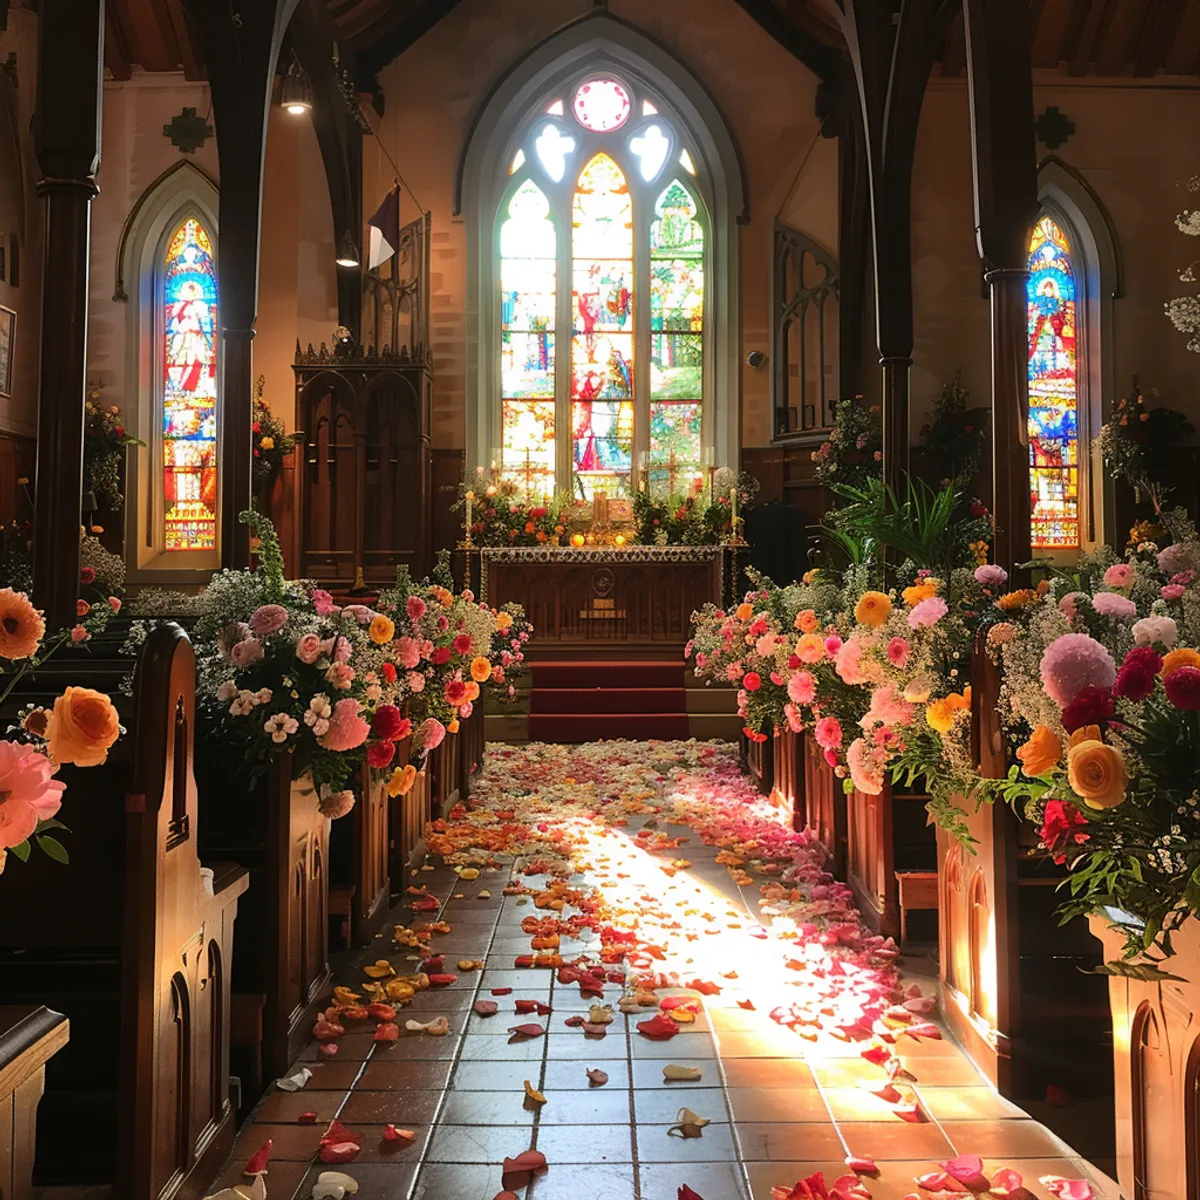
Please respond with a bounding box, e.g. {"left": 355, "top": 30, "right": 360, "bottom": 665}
{"left": 118, "top": 160, "right": 221, "bottom": 585}
{"left": 1036, "top": 155, "right": 1122, "bottom": 552}
{"left": 456, "top": 11, "right": 747, "bottom": 473}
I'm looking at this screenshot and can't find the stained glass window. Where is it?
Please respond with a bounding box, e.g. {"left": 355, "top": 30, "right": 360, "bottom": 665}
{"left": 500, "top": 181, "right": 556, "bottom": 498}
{"left": 1027, "top": 214, "right": 1079, "bottom": 550}
{"left": 162, "top": 216, "right": 218, "bottom": 551}
{"left": 497, "top": 76, "right": 708, "bottom": 499}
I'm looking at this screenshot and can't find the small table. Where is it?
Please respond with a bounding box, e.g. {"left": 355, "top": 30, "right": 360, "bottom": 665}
{"left": 0, "top": 1005, "right": 69, "bottom": 1200}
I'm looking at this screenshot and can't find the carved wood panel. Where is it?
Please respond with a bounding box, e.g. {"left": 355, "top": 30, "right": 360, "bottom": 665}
{"left": 771, "top": 727, "right": 805, "bottom": 829}
{"left": 802, "top": 732, "right": 844, "bottom": 874}
{"left": 352, "top": 765, "right": 391, "bottom": 945}
{"left": 388, "top": 736, "right": 432, "bottom": 889}
{"left": 847, "top": 783, "right": 896, "bottom": 937}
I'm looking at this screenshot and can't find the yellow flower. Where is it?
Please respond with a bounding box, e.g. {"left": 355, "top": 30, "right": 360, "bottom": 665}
{"left": 46, "top": 686, "right": 120, "bottom": 767}
{"left": 802, "top": 569, "right": 819, "bottom": 585}
{"left": 996, "top": 589, "right": 1039, "bottom": 612}
{"left": 447, "top": 718, "right": 461, "bottom": 734}
{"left": 387, "top": 764, "right": 417, "bottom": 798}
{"left": 0, "top": 589, "right": 45, "bottom": 660}
{"left": 369, "top": 614, "right": 395, "bottom": 645}
{"left": 854, "top": 591, "right": 892, "bottom": 628}
{"left": 901, "top": 580, "right": 940, "bottom": 607}
{"left": 260, "top": 436, "right": 275, "bottom": 451}
{"left": 1067, "top": 739, "right": 1126, "bottom": 809}
{"left": 495, "top": 611, "right": 513, "bottom": 632}
{"left": 735, "top": 602, "right": 754, "bottom": 622}
{"left": 1162, "top": 648, "right": 1200, "bottom": 677}
{"left": 1016, "top": 725, "right": 1061, "bottom": 777}
{"left": 925, "top": 690, "right": 969, "bottom": 736}
{"left": 470, "top": 655, "right": 492, "bottom": 682}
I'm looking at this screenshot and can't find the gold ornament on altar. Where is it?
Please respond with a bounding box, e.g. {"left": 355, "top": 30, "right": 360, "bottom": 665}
{"left": 570, "top": 533, "right": 585, "bottom": 548}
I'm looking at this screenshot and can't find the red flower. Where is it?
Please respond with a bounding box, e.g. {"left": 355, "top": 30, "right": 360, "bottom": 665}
{"left": 1039, "top": 798, "right": 1089, "bottom": 864}
{"left": 453, "top": 634, "right": 473, "bottom": 655}
{"left": 1165, "top": 665, "right": 1200, "bottom": 710}
{"left": 431, "top": 646, "right": 452, "bottom": 665}
{"left": 381, "top": 662, "right": 397, "bottom": 683}
{"left": 742, "top": 671, "right": 761, "bottom": 692}
{"left": 1114, "top": 646, "right": 1163, "bottom": 702}
{"left": 1061, "top": 685, "right": 1115, "bottom": 733}
{"left": 366, "top": 740, "right": 395, "bottom": 769}
{"left": 79, "top": 567, "right": 96, "bottom": 584}
{"left": 372, "top": 705, "right": 411, "bottom": 741}
{"left": 114, "top": 426, "right": 124, "bottom": 438}
{"left": 252, "top": 422, "right": 262, "bottom": 434}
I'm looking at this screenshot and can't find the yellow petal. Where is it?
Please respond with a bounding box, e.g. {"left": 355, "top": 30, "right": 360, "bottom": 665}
{"left": 523, "top": 1080, "right": 547, "bottom": 1106}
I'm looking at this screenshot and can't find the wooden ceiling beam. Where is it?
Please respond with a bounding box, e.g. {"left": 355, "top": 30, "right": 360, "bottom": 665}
{"left": 354, "top": 0, "right": 465, "bottom": 85}
{"left": 1068, "top": 0, "right": 1114, "bottom": 76}
{"left": 940, "top": 11, "right": 967, "bottom": 76}
{"left": 734, "top": 0, "right": 844, "bottom": 82}
{"left": 1134, "top": 0, "right": 1187, "bottom": 75}
{"left": 164, "top": 0, "right": 203, "bottom": 78}
{"left": 104, "top": 5, "right": 132, "bottom": 80}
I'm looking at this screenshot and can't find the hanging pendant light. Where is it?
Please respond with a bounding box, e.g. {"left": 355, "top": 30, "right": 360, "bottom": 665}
{"left": 335, "top": 231, "right": 360, "bottom": 268}
{"left": 280, "top": 55, "right": 313, "bottom": 116}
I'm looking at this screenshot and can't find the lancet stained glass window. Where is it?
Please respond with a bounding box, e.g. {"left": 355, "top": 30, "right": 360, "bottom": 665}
{"left": 496, "top": 74, "right": 709, "bottom": 500}
{"left": 162, "top": 217, "right": 218, "bottom": 551}
{"left": 1027, "top": 214, "right": 1079, "bottom": 550}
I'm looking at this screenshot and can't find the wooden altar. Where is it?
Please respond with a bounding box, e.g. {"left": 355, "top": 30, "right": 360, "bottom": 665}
{"left": 477, "top": 545, "right": 737, "bottom": 656}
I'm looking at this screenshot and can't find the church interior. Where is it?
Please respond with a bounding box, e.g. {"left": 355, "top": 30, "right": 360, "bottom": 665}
{"left": 2, "top": 1, "right": 1200, "bottom": 1198}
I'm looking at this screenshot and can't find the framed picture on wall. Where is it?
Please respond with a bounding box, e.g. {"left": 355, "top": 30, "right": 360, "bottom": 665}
{"left": 0, "top": 306, "right": 14, "bottom": 398}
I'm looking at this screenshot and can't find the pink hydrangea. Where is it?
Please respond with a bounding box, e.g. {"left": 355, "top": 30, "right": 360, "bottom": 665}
{"left": 846, "top": 737, "right": 885, "bottom": 795}
{"left": 813, "top": 716, "right": 843, "bottom": 750}
{"left": 0, "top": 741, "right": 66, "bottom": 850}
{"left": 248, "top": 604, "right": 289, "bottom": 636}
{"left": 319, "top": 699, "right": 370, "bottom": 751}
{"left": 886, "top": 637, "right": 910, "bottom": 667}
{"left": 1158, "top": 544, "right": 1196, "bottom": 575}
{"left": 1091, "top": 592, "right": 1137, "bottom": 623}
{"left": 787, "top": 670, "right": 816, "bottom": 704}
{"left": 394, "top": 636, "right": 422, "bottom": 669}
{"left": 908, "top": 596, "right": 948, "bottom": 629}
{"left": 1039, "top": 633, "right": 1117, "bottom": 707}
{"left": 1103, "top": 563, "right": 1135, "bottom": 589}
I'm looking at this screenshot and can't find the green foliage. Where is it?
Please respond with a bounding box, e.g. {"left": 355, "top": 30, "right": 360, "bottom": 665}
{"left": 239, "top": 509, "right": 286, "bottom": 601}
{"left": 252, "top": 377, "right": 296, "bottom": 486}
{"left": 83, "top": 386, "right": 142, "bottom": 511}
{"left": 1099, "top": 379, "right": 1193, "bottom": 519}
{"left": 811, "top": 396, "right": 882, "bottom": 490}
{"left": 918, "top": 369, "right": 988, "bottom": 490}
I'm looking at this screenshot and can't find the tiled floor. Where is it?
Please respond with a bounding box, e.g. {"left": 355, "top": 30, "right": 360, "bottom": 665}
{"left": 215, "top": 742, "right": 1120, "bottom": 1200}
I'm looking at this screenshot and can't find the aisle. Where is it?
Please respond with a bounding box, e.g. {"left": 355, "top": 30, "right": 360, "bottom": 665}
{"left": 217, "top": 741, "right": 1117, "bottom": 1200}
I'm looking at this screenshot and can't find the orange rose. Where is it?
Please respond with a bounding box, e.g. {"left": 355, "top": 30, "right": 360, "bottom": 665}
{"left": 735, "top": 603, "right": 754, "bottom": 622}
{"left": 793, "top": 609, "right": 818, "bottom": 633}
{"left": 1067, "top": 725, "right": 1102, "bottom": 749}
{"left": 1016, "top": 724, "right": 1061, "bottom": 777}
{"left": 464, "top": 680, "right": 480, "bottom": 702}
{"left": 46, "top": 686, "right": 120, "bottom": 767}
{"left": 1162, "top": 648, "right": 1200, "bottom": 677}
{"left": 470, "top": 656, "right": 492, "bottom": 683}
{"left": 369, "top": 614, "right": 395, "bottom": 645}
{"left": 0, "top": 588, "right": 45, "bottom": 660}
{"left": 1067, "top": 739, "right": 1126, "bottom": 809}
{"left": 854, "top": 591, "right": 892, "bottom": 628}
{"left": 387, "top": 764, "right": 417, "bottom": 798}
{"left": 795, "top": 633, "right": 826, "bottom": 664}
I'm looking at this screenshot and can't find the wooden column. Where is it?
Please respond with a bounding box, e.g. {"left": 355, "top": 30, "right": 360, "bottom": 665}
{"left": 182, "top": 0, "right": 300, "bottom": 569}
{"left": 30, "top": 0, "right": 103, "bottom": 629}
{"left": 963, "top": 0, "right": 1037, "bottom": 573}
{"left": 836, "top": 0, "right": 954, "bottom": 494}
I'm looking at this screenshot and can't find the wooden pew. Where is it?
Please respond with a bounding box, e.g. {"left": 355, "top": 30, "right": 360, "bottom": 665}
{"left": 0, "top": 624, "right": 249, "bottom": 1197}
{"left": 458, "top": 701, "right": 485, "bottom": 798}
{"left": 0, "top": 1006, "right": 69, "bottom": 1200}
{"left": 195, "top": 742, "right": 330, "bottom": 1099}
{"left": 770, "top": 726, "right": 806, "bottom": 830}
{"left": 329, "top": 760, "right": 391, "bottom": 949}
{"left": 388, "top": 734, "right": 433, "bottom": 891}
{"left": 739, "top": 727, "right": 774, "bottom": 796}
{"left": 431, "top": 732, "right": 462, "bottom": 817}
{"left": 801, "top": 731, "right": 846, "bottom": 875}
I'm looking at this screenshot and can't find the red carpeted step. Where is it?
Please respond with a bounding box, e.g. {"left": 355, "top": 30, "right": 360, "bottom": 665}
{"left": 531, "top": 686, "right": 685, "bottom": 715}
{"left": 527, "top": 712, "right": 690, "bottom": 742}
{"left": 533, "top": 660, "right": 685, "bottom": 690}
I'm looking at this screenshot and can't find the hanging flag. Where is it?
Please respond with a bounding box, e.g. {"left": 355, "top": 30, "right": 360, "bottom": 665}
{"left": 366, "top": 185, "right": 401, "bottom": 270}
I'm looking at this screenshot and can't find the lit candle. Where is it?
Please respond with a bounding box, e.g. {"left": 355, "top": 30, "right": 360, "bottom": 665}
{"left": 464, "top": 491, "right": 474, "bottom": 543}
{"left": 614, "top": 533, "right": 626, "bottom": 547}
{"left": 730, "top": 485, "right": 738, "bottom": 538}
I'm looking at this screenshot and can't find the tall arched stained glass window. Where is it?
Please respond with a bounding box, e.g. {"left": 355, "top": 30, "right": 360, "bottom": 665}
{"left": 496, "top": 74, "right": 709, "bottom": 499}
{"left": 1027, "top": 215, "right": 1079, "bottom": 550}
{"left": 162, "top": 216, "right": 218, "bottom": 551}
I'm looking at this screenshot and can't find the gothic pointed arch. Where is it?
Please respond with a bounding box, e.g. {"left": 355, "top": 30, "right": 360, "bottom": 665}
{"left": 1029, "top": 156, "right": 1122, "bottom": 554}
{"left": 118, "top": 161, "right": 221, "bottom": 585}
{"left": 457, "top": 12, "right": 745, "bottom": 483}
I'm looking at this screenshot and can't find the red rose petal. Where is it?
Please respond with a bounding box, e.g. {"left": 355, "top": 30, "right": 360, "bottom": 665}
{"left": 243, "top": 1140, "right": 272, "bottom": 1176}
{"left": 637, "top": 1013, "right": 679, "bottom": 1039}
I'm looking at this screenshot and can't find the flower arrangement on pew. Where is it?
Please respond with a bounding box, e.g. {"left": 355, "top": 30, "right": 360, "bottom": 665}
{"left": 0, "top": 576, "right": 122, "bottom": 875}
{"left": 979, "top": 513, "right": 1200, "bottom": 967}
{"left": 484, "top": 603, "right": 532, "bottom": 706}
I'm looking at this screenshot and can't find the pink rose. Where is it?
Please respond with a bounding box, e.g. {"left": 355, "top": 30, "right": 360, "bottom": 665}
{"left": 787, "top": 670, "right": 816, "bottom": 704}
{"left": 417, "top": 718, "right": 446, "bottom": 753}
{"left": 814, "top": 716, "right": 843, "bottom": 750}
{"left": 1162, "top": 584, "right": 1185, "bottom": 601}
{"left": 295, "top": 634, "right": 322, "bottom": 664}
{"left": 886, "top": 637, "right": 910, "bottom": 667}
{"left": 107, "top": 596, "right": 122, "bottom": 613}
{"left": 231, "top": 638, "right": 265, "bottom": 668}
{"left": 407, "top": 595, "right": 427, "bottom": 620}
{"left": 1103, "top": 563, "right": 1134, "bottom": 590}
{"left": 0, "top": 741, "right": 66, "bottom": 850}
{"left": 824, "top": 635, "right": 842, "bottom": 657}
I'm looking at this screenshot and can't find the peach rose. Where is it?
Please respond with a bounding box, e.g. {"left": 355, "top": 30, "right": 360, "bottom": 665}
{"left": 735, "top": 602, "right": 754, "bottom": 622}
{"left": 1016, "top": 724, "right": 1061, "bottom": 777}
{"left": 46, "top": 686, "right": 120, "bottom": 767}
{"left": 1066, "top": 739, "right": 1127, "bottom": 809}
{"left": 387, "top": 764, "right": 417, "bottom": 798}
{"left": 470, "top": 656, "right": 492, "bottom": 683}
{"left": 369, "top": 614, "right": 396, "bottom": 645}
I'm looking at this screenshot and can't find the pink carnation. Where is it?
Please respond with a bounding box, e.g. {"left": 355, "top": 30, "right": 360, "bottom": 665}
{"left": 1092, "top": 592, "right": 1137, "bottom": 623}
{"left": 318, "top": 699, "right": 370, "bottom": 751}
{"left": 311, "top": 588, "right": 339, "bottom": 617}
{"left": 755, "top": 633, "right": 777, "bottom": 658}
{"left": 1103, "top": 563, "right": 1135, "bottom": 590}
{"left": 0, "top": 741, "right": 66, "bottom": 850}
{"left": 814, "top": 716, "right": 843, "bottom": 750}
{"left": 908, "top": 596, "right": 948, "bottom": 629}
{"left": 742, "top": 671, "right": 761, "bottom": 692}
{"left": 787, "top": 671, "right": 816, "bottom": 704}
{"left": 394, "top": 636, "right": 422, "bottom": 669}
{"left": 974, "top": 565, "right": 1007, "bottom": 588}
{"left": 846, "top": 737, "right": 885, "bottom": 795}
{"left": 417, "top": 717, "right": 446, "bottom": 753}
{"left": 249, "top": 604, "right": 289, "bottom": 636}
{"left": 835, "top": 638, "right": 869, "bottom": 685}
{"left": 886, "top": 637, "right": 910, "bottom": 667}
{"left": 1039, "top": 633, "right": 1117, "bottom": 707}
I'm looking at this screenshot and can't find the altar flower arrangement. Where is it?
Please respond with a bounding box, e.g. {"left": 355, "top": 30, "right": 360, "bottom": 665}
{"left": 251, "top": 375, "right": 295, "bottom": 486}
{"left": 456, "top": 478, "right": 565, "bottom": 547}
{"left": 0, "top": 579, "right": 122, "bottom": 875}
